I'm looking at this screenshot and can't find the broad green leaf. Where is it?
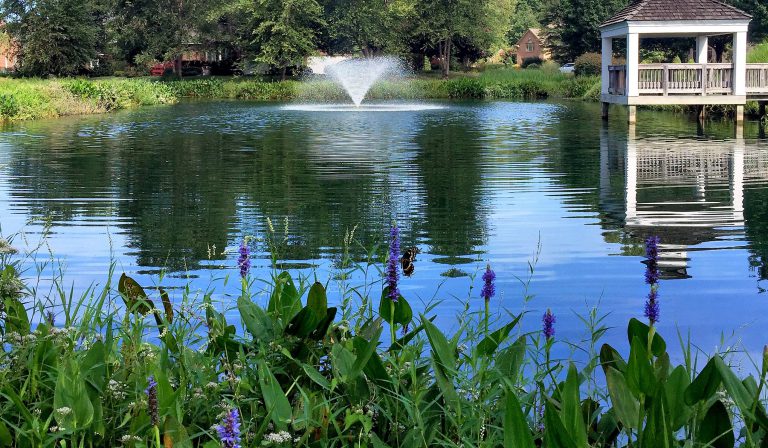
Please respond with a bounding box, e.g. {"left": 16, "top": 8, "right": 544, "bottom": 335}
{"left": 605, "top": 366, "right": 639, "bottom": 429}
{"left": 496, "top": 336, "right": 527, "bottom": 380}
{"left": 159, "top": 287, "right": 173, "bottom": 323}
{"left": 642, "top": 389, "right": 675, "bottom": 448}
{"left": 267, "top": 272, "right": 302, "bottom": 323}
{"left": 477, "top": 314, "right": 522, "bottom": 357}
{"left": 306, "top": 282, "right": 327, "bottom": 318}
{"left": 697, "top": 400, "right": 734, "bottom": 448}
{"left": 504, "top": 390, "right": 535, "bottom": 448}
{"left": 627, "top": 318, "right": 666, "bottom": 357}
{"left": 561, "top": 364, "right": 589, "bottom": 447}
{"left": 422, "top": 316, "right": 456, "bottom": 378}
{"left": 599, "top": 343, "right": 627, "bottom": 374}
{"left": 163, "top": 415, "right": 192, "bottom": 448}
{"left": 285, "top": 307, "right": 320, "bottom": 339}
{"left": 379, "top": 289, "right": 413, "bottom": 326}
{"left": 300, "top": 363, "right": 330, "bottom": 390}
{"left": 685, "top": 357, "right": 721, "bottom": 405}
{"left": 714, "top": 356, "right": 768, "bottom": 429}
{"left": 237, "top": 296, "right": 272, "bottom": 341}
{"left": 626, "top": 336, "right": 656, "bottom": 396}
{"left": 666, "top": 365, "right": 692, "bottom": 430}
{"left": 544, "top": 401, "right": 578, "bottom": 448}
{"left": 350, "top": 331, "right": 382, "bottom": 380}
{"left": 309, "top": 307, "right": 336, "bottom": 341}
{"left": 118, "top": 273, "right": 154, "bottom": 315}
{"left": 3, "top": 298, "right": 29, "bottom": 335}
{"left": 257, "top": 360, "right": 292, "bottom": 430}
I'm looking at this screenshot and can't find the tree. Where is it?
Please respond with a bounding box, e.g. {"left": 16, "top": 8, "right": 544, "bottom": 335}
{"left": 1, "top": 0, "right": 101, "bottom": 76}
{"left": 248, "top": 0, "right": 323, "bottom": 79}
{"left": 110, "top": 0, "right": 222, "bottom": 76}
{"left": 415, "top": 0, "right": 512, "bottom": 77}
{"left": 545, "top": 0, "right": 627, "bottom": 62}
{"left": 321, "top": 0, "right": 415, "bottom": 57}
{"left": 725, "top": 0, "right": 768, "bottom": 41}
{"left": 507, "top": 0, "right": 540, "bottom": 45}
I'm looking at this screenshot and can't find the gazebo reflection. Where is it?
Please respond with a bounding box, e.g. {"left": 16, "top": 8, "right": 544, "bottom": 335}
{"left": 599, "top": 124, "right": 768, "bottom": 278}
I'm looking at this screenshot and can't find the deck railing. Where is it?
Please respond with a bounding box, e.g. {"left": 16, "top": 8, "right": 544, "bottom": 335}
{"left": 746, "top": 64, "right": 768, "bottom": 94}
{"left": 608, "top": 63, "right": 768, "bottom": 96}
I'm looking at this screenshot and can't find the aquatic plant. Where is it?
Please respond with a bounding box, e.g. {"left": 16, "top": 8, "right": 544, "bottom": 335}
{"left": 0, "top": 229, "right": 765, "bottom": 448}
{"left": 644, "top": 235, "right": 660, "bottom": 325}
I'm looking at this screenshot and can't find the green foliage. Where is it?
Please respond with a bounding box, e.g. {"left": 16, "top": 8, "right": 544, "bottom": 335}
{"left": 1, "top": 0, "right": 101, "bottom": 76}
{"left": 749, "top": 41, "right": 768, "bottom": 63}
{"left": 3, "top": 235, "right": 768, "bottom": 447}
{"left": 574, "top": 52, "right": 602, "bottom": 77}
{"left": 521, "top": 56, "right": 544, "bottom": 68}
{"left": 545, "top": 0, "right": 627, "bottom": 62}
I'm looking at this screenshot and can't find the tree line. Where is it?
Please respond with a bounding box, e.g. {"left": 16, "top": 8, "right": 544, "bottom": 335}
{"left": 0, "top": 0, "right": 766, "bottom": 78}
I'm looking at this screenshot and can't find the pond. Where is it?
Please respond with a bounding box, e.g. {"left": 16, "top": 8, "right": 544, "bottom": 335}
{"left": 1, "top": 99, "right": 767, "bottom": 357}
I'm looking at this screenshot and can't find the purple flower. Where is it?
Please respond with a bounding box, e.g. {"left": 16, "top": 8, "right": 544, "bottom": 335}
{"left": 644, "top": 289, "right": 660, "bottom": 325}
{"left": 542, "top": 309, "right": 555, "bottom": 340}
{"left": 481, "top": 264, "right": 496, "bottom": 302}
{"left": 145, "top": 375, "right": 159, "bottom": 426}
{"left": 644, "top": 236, "right": 660, "bottom": 285}
{"left": 386, "top": 225, "right": 400, "bottom": 302}
{"left": 237, "top": 240, "right": 250, "bottom": 279}
{"left": 216, "top": 408, "right": 241, "bottom": 448}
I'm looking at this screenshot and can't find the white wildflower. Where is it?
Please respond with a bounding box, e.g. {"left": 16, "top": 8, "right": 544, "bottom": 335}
{"left": 55, "top": 407, "right": 72, "bottom": 416}
{"left": 263, "top": 431, "right": 292, "bottom": 444}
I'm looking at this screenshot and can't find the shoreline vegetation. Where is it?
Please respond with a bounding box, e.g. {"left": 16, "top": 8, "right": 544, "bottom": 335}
{"left": 1, "top": 228, "right": 768, "bottom": 447}
{"left": 0, "top": 68, "right": 601, "bottom": 122}
{"left": 0, "top": 67, "right": 764, "bottom": 123}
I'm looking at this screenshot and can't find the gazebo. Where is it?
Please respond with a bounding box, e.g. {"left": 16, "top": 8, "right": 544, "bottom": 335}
{"left": 599, "top": 0, "right": 768, "bottom": 123}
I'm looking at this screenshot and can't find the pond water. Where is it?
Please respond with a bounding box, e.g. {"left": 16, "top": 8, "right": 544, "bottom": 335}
{"left": 1, "top": 100, "right": 767, "bottom": 359}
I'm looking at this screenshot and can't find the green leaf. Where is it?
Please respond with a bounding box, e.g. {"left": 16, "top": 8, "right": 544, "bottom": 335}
{"left": 561, "top": 364, "right": 589, "bottom": 447}
{"left": 599, "top": 343, "right": 627, "bottom": 375}
{"left": 605, "top": 366, "right": 639, "bottom": 429}
{"left": 350, "top": 331, "right": 383, "bottom": 380}
{"left": 300, "top": 363, "right": 331, "bottom": 390}
{"left": 685, "top": 357, "right": 721, "bottom": 405}
{"left": 626, "top": 336, "right": 656, "bottom": 396}
{"left": 379, "top": 288, "right": 413, "bottom": 326}
{"left": 118, "top": 273, "right": 154, "bottom": 315}
{"left": 285, "top": 306, "right": 320, "bottom": 339}
{"left": 54, "top": 359, "right": 94, "bottom": 431}
{"left": 477, "top": 314, "right": 522, "bottom": 357}
{"left": 0, "top": 421, "right": 11, "bottom": 448}
{"left": 697, "top": 400, "right": 734, "bottom": 448}
{"left": 422, "top": 316, "right": 456, "bottom": 378}
{"left": 627, "top": 318, "right": 666, "bottom": 357}
{"left": 309, "top": 307, "right": 336, "bottom": 341}
{"left": 237, "top": 296, "right": 273, "bottom": 342}
{"left": 267, "top": 272, "right": 302, "bottom": 323}
{"left": 257, "top": 360, "right": 292, "bottom": 430}
{"left": 666, "top": 366, "right": 692, "bottom": 431}
{"left": 504, "top": 390, "right": 535, "bottom": 448}
{"left": 496, "top": 336, "right": 527, "bottom": 380}
{"left": 306, "top": 282, "right": 327, "bottom": 318}
{"left": 713, "top": 356, "right": 768, "bottom": 429}
{"left": 544, "top": 401, "right": 578, "bottom": 448}
{"left": 3, "top": 298, "right": 29, "bottom": 335}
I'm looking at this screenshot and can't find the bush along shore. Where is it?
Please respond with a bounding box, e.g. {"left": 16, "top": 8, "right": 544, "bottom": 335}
{"left": 0, "top": 71, "right": 600, "bottom": 122}
{"left": 1, "top": 227, "right": 768, "bottom": 447}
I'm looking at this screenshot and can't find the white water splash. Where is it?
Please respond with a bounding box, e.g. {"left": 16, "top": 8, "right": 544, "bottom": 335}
{"left": 325, "top": 57, "right": 401, "bottom": 107}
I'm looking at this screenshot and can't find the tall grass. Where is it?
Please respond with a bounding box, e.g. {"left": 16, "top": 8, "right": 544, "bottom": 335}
{"left": 748, "top": 41, "right": 768, "bottom": 63}
{"left": 1, "top": 224, "right": 767, "bottom": 447}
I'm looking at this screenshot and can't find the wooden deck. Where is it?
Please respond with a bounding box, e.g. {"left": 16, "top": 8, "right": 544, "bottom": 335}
{"left": 605, "top": 63, "right": 768, "bottom": 103}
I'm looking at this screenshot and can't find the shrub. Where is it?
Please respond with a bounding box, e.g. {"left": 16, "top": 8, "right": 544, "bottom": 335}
{"left": 520, "top": 56, "right": 543, "bottom": 68}
{"left": 445, "top": 77, "right": 484, "bottom": 98}
{"left": 574, "top": 52, "right": 602, "bottom": 76}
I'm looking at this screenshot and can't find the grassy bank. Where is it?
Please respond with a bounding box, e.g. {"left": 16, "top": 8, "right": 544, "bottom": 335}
{"left": 0, "top": 227, "right": 767, "bottom": 447}
{"left": 0, "top": 69, "right": 599, "bottom": 121}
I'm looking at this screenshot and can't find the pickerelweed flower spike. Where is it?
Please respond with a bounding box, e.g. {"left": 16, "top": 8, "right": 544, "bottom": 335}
{"left": 481, "top": 264, "right": 496, "bottom": 302}
{"left": 237, "top": 240, "right": 250, "bottom": 279}
{"left": 644, "top": 235, "right": 661, "bottom": 325}
{"left": 542, "top": 309, "right": 555, "bottom": 340}
{"left": 145, "top": 375, "right": 159, "bottom": 426}
{"left": 386, "top": 225, "right": 400, "bottom": 302}
{"left": 216, "top": 408, "right": 242, "bottom": 448}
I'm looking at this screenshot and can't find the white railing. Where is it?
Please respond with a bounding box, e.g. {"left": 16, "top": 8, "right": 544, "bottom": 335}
{"left": 637, "top": 63, "right": 732, "bottom": 95}
{"left": 608, "top": 63, "right": 768, "bottom": 96}
{"left": 746, "top": 64, "right": 768, "bottom": 94}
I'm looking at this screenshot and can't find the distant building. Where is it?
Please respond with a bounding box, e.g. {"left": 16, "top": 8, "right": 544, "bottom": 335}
{"left": 0, "top": 27, "right": 17, "bottom": 72}
{"left": 516, "top": 28, "right": 550, "bottom": 65}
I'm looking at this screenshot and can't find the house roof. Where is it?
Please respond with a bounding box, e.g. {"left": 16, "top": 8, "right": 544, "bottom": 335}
{"left": 600, "top": 0, "right": 752, "bottom": 27}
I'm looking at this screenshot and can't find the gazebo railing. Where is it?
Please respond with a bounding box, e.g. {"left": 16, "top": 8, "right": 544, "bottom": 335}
{"left": 637, "top": 63, "right": 732, "bottom": 95}
{"left": 608, "top": 65, "right": 626, "bottom": 95}
{"left": 746, "top": 64, "right": 768, "bottom": 94}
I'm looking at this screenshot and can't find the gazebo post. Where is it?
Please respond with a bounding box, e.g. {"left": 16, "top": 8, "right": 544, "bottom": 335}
{"left": 626, "top": 33, "right": 640, "bottom": 123}
{"left": 733, "top": 30, "right": 747, "bottom": 126}
{"left": 601, "top": 36, "right": 613, "bottom": 120}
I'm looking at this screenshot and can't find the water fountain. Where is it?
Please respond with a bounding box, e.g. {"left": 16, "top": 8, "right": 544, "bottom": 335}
{"left": 283, "top": 56, "right": 445, "bottom": 112}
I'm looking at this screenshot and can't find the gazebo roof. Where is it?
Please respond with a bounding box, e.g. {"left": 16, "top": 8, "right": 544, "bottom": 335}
{"left": 601, "top": 0, "right": 752, "bottom": 28}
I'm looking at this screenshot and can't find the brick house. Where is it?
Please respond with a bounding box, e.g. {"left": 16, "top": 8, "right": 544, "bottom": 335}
{"left": 516, "top": 28, "right": 551, "bottom": 65}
